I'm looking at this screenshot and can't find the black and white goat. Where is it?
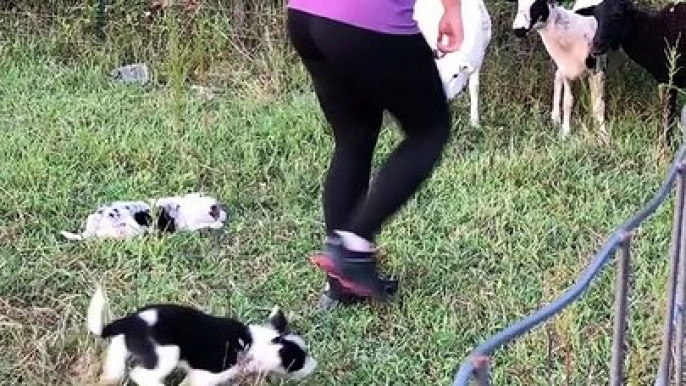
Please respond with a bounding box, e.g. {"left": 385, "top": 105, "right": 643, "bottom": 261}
{"left": 590, "top": 0, "right": 686, "bottom": 140}
{"left": 510, "top": 0, "right": 611, "bottom": 137}
{"left": 414, "top": 0, "right": 493, "bottom": 127}
{"left": 86, "top": 286, "right": 317, "bottom": 385}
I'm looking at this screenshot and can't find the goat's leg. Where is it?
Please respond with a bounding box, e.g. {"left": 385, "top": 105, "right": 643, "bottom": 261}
{"left": 561, "top": 77, "right": 573, "bottom": 137}
{"left": 551, "top": 68, "right": 563, "bottom": 127}
{"left": 589, "top": 70, "right": 607, "bottom": 137}
{"left": 468, "top": 69, "right": 481, "bottom": 127}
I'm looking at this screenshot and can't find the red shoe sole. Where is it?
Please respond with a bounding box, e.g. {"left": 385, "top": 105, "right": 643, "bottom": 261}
{"left": 310, "top": 254, "right": 377, "bottom": 298}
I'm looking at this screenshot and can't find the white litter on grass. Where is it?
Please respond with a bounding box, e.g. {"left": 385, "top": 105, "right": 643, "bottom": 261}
{"left": 110, "top": 63, "right": 150, "bottom": 85}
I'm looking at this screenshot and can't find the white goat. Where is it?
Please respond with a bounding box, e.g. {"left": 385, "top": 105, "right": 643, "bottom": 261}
{"left": 414, "top": 0, "right": 492, "bottom": 127}
{"left": 511, "top": 0, "right": 608, "bottom": 137}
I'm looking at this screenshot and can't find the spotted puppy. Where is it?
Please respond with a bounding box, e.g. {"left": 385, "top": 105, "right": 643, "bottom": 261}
{"left": 151, "top": 193, "right": 227, "bottom": 233}
{"left": 60, "top": 193, "right": 228, "bottom": 241}
{"left": 60, "top": 201, "right": 152, "bottom": 241}
{"left": 86, "top": 286, "right": 317, "bottom": 386}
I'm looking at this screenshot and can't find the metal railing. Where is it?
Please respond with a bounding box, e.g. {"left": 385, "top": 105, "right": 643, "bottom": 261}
{"left": 453, "top": 107, "right": 686, "bottom": 386}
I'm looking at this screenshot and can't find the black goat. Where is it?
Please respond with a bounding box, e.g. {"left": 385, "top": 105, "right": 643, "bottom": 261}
{"left": 590, "top": 0, "right": 685, "bottom": 141}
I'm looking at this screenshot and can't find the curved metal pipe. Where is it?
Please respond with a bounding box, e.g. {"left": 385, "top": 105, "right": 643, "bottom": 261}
{"left": 453, "top": 142, "right": 686, "bottom": 386}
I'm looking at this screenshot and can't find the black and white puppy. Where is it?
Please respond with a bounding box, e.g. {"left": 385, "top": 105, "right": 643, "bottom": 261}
{"left": 151, "top": 193, "right": 228, "bottom": 234}
{"left": 86, "top": 286, "right": 317, "bottom": 386}
{"left": 61, "top": 193, "right": 228, "bottom": 241}
{"left": 60, "top": 201, "right": 153, "bottom": 241}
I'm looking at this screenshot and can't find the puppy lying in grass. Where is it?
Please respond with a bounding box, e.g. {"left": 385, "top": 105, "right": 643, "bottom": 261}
{"left": 60, "top": 193, "right": 228, "bottom": 241}
{"left": 86, "top": 285, "right": 317, "bottom": 385}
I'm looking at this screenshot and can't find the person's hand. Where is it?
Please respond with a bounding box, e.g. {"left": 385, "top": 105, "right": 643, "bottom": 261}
{"left": 436, "top": 5, "right": 464, "bottom": 56}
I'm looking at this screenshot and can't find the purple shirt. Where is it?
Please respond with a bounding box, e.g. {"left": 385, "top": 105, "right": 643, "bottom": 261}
{"left": 287, "top": 0, "right": 420, "bottom": 35}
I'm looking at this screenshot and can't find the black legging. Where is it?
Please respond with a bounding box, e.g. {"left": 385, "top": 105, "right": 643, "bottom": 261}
{"left": 287, "top": 9, "right": 451, "bottom": 242}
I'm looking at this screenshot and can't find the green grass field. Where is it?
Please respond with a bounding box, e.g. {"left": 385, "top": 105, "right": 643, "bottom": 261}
{"left": 0, "top": 5, "right": 684, "bottom": 385}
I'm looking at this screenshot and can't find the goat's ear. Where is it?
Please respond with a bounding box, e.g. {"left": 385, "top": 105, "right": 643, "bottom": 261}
{"left": 574, "top": 6, "right": 596, "bottom": 16}
{"left": 269, "top": 306, "right": 290, "bottom": 335}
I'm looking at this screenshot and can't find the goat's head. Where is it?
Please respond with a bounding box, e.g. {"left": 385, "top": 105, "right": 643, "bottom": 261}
{"left": 435, "top": 55, "right": 475, "bottom": 99}
{"left": 508, "top": 0, "right": 552, "bottom": 37}
{"left": 590, "top": 0, "right": 633, "bottom": 57}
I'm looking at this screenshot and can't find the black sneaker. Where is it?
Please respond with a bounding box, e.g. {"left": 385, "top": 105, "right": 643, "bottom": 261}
{"left": 318, "top": 275, "right": 400, "bottom": 309}
{"left": 310, "top": 234, "right": 393, "bottom": 300}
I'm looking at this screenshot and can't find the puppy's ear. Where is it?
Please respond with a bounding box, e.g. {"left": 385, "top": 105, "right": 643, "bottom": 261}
{"left": 269, "top": 306, "right": 290, "bottom": 335}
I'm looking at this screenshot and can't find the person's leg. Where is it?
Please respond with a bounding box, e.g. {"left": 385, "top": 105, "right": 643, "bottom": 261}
{"left": 298, "top": 50, "right": 397, "bottom": 306}
{"left": 286, "top": 9, "right": 398, "bottom": 303}
{"left": 303, "top": 16, "right": 451, "bottom": 299}
{"left": 317, "top": 74, "right": 383, "bottom": 237}
{"left": 287, "top": 9, "right": 382, "bottom": 236}
{"left": 344, "top": 34, "right": 451, "bottom": 241}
